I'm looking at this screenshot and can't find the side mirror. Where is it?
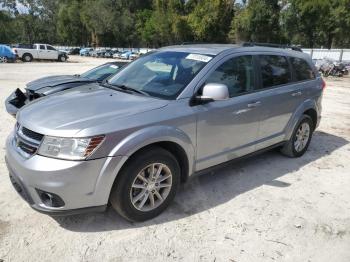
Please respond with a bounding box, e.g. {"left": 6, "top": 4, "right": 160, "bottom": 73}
{"left": 191, "top": 83, "right": 229, "bottom": 105}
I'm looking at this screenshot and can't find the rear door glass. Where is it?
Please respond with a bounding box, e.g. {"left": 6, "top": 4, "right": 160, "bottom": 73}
{"left": 258, "top": 55, "right": 291, "bottom": 88}
{"left": 290, "top": 57, "right": 315, "bottom": 81}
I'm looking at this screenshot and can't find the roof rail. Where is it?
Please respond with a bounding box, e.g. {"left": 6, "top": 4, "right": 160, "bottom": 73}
{"left": 242, "top": 42, "right": 303, "bottom": 52}
{"left": 181, "top": 42, "right": 208, "bottom": 45}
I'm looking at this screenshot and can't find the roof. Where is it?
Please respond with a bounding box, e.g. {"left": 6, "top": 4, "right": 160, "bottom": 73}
{"left": 159, "top": 44, "right": 308, "bottom": 58}
{"left": 159, "top": 44, "right": 239, "bottom": 55}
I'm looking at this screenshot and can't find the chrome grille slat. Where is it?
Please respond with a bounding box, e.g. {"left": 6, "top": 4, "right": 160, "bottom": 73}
{"left": 17, "top": 128, "right": 41, "bottom": 146}
{"left": 14, "top": 124, "right": 43, "bottom": 158}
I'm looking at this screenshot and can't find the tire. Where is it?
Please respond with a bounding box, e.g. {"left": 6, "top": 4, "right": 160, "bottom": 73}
{"left": 281, "top": 115, "right": 314, "bottom": 158}
{"left": 0, "top": 56, "right": 7, "bottom": 63}
{"left": 22, "top": 53, "right": 32, "bottom": 62}
{"left": 58, "top": 55, "right": 66, "bottom": 62}
{"left": 110, "top": 146, "right": 180, "bottom": 222}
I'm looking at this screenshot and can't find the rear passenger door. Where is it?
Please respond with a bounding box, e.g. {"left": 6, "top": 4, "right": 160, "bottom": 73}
{"left": 289, "top": 57, "right": 317, "bottom": 103}
{"left": 254, "top": 54, "right": 303, "bottom": 150}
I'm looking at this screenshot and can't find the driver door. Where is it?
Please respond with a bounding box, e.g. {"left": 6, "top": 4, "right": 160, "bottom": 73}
{"left": 195, "top": 55, "right": 261, "bottom": 171}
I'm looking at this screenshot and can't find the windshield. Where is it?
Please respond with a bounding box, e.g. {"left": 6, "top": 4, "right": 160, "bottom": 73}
{"left": 108, "top": 51, "right": 213, "bottom": 99}
{"left": 80, "top": 63, "right": 122, "bottom": 81}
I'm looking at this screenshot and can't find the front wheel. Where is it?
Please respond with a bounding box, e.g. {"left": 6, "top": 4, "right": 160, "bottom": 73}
{"left": 58, "top": 55, "right": 67, "bottom": 62}
{"left": 110, "top": 147, "right": 180, "bottom": 222}
{"left": 22, "top": 53, "right": 32, "bottom": 62}
{"left": 0, "top": 56, "right": 7, "bottom": 63}
{"left": 281, "top": 115, "right": 313, "bottom": 158}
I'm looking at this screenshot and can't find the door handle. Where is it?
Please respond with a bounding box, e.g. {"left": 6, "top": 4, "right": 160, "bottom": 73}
{"left": 247, "top": 101, "right": 261, "bottom": 108}
{"left": 291, "top": 91, "right": 302, "bottom": 97}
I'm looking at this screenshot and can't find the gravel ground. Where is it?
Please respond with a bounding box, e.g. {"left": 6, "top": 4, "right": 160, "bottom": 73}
{"left": 0, "top": 57, "right": 349, "bottom": 262}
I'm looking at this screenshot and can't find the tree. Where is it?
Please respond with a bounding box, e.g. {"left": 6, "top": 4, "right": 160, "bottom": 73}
{"left": 188, "top": 0, "right": 234, "bottom": 42}
{"left": 230, "top": 0, "right": 281, "bottom": 43}
{"left": 57, "top": 0, "right": 88, "bottom": 45}
{"left": 0, "top": 10, "right": 16, "bottom": 43}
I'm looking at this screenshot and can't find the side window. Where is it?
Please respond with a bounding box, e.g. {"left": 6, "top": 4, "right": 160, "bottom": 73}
{"left": 47, "top": 45, "right": 56, "bottom": 51}
{"left": 290, "top": 57, "right": 315, "bottom": 81}
{"left": 40, "top": 45, "right": 46, "bottom": 50}
{"left": 206, "top": 55, "right": 254, "bottom": 97}
{"left": 259, "top": 55, "right": 291, "bottom": 88}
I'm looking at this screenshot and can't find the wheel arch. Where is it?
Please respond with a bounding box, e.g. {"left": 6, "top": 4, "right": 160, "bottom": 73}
{"left": 22, "top": 53, "right": 33, "bottom": 61}
{"left": 285, "top": 99, "right": 319, "bottom": 141}
{"left": 303, "top": 108, "right": 318, "bottom": 130}
{"left": 93, "top": 126, "right": 195, "bottom": 205}
{"left": 109, "top": 126, "right": 195, "bottom": 182}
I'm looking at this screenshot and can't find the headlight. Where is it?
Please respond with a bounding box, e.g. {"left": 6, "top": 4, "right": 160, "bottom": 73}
{"left": 38, "top": 135, "right": 105, "bottom": 160}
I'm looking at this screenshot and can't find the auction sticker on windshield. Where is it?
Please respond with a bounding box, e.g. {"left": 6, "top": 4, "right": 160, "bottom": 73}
{"left": 185, "top": 54, "right": 212, "bottom": 63}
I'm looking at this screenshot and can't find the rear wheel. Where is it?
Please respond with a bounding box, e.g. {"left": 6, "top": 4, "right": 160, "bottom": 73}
{"left": 281, "top": 115, "right": 313, "bottom": 157}
{"left": 0, "top": 56, "right": 7, "bottom": 63}
{"left": 110, "top": 147, "right": 180, "bottom": 222}
{"left": 22, "top": 53, "right": 32, "bottom": 62}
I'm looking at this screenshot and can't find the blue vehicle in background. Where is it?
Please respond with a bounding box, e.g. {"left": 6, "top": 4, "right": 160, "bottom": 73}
{"left": 79, "top": 47, "right": 93, "bottom": 56}
{"left": 0, "top": 44, "right": 16, "bottom": 63}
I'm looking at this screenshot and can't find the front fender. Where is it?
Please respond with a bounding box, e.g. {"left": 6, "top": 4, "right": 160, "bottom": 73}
{"left": 284, "top": 99, "right": 319, "bottom": 140}
{"left": 109, "top": 125, "right": 195, "bottom": 175}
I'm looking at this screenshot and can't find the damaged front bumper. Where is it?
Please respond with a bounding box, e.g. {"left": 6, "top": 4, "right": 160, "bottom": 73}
{"left": 5, "top": 88, "right": 40, "bottom": 117}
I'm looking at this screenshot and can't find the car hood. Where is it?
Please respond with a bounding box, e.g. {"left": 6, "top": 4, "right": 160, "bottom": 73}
{"left": 17, "top": 83, "right": 169, "bottom": 137}
{"left": 26, "top": 75, "right": 92, "bottom": 91}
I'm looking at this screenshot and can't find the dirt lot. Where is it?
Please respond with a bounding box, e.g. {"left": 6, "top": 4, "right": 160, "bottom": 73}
{"left": 0, "top": 57, "right": 349, "bottom": 262}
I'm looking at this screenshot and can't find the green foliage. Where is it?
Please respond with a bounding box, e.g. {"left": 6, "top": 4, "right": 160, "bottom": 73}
{"left": 0, "top": 0, "right": 349, "bottom": 48}
{"left": 231, "top": 0, "right": 281, "bottom": 43}
{"left": 0, "top": 10, "right": 16, "bottom": 43}
{"left": 188, "top": 0, "right": 234, "bottom": 42}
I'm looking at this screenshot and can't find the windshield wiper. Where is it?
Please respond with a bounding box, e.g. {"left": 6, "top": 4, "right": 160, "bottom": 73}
{"left": 113, "top": 84, "right": 150, "bottom": 96}
{"left": 102, "top": 80, "right": 149, "bottom": 96}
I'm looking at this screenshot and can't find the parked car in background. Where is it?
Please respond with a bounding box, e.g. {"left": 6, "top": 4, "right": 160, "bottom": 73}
{"left": 68, "top": 47, "right": 80, "bottom": 55}
{"left": 120, "top": 50, "right": 133, "bottom": 60}
{"left": 129, "top": 52, "right": 139, "bottom": 60}
{"left": 0, "top": 44, "right": 16, "bottom": 63}
{"left": 58, "top": 48, "right": 70, "bottom": 55}
{"left": 13, "top": 43, "right": 68, "bottom": 62}
{"left": 104, "top": 50, "right": 115, "bottom": 58}
{"left": 5, "top": 44, "right": 324, "bottom": 222}
{"left": 5, "top": 61, "right": 128, "bottom": 116}
{"left": 79, "top": 48, "right": 93, "bottom": 56}
{"left": 112, "top": 51, "right": 122, "bottom": 58}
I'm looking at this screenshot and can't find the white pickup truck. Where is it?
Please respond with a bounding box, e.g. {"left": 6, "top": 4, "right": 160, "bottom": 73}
{"left": 13, "top": 43, "right": 68, "bottom": 62}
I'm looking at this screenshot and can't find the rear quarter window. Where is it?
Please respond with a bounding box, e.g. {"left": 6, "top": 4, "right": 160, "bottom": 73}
{"left": 290, "top": 57, "right": 315, "bottom": 81}
{"left": 258, "top": 55, "right": 291, "bottom": 88}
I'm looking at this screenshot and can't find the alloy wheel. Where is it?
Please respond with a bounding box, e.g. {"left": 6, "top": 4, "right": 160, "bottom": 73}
{"left": 0, "top": 56, "right": 7, "bottom": 63}
{"left": 130, "top": 163, "right": 172, "bottom": 212}
{"left": 294, "top": 122, "right": 310, "bottom": 152}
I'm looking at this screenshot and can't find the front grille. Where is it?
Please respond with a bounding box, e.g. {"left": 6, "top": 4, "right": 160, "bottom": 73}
{"left": 21, "top": 126, "right": 44, "bottom": 141}
{"left": 14, "top": 124, "right": 43, "bottom": 157}
{"left": 17, "top": 140, "right": 37, "bottom": 154}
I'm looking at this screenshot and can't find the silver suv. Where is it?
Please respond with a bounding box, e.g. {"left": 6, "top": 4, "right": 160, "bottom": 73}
{"left": 5, "top": 44, "right": 324, "bottom": 221}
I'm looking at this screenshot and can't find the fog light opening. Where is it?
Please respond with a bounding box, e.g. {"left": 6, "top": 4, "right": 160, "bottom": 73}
{"left": 36, "top": 189, "right": 65, "bottom": 207}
